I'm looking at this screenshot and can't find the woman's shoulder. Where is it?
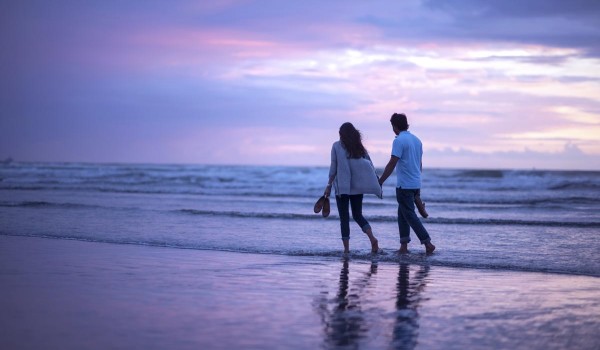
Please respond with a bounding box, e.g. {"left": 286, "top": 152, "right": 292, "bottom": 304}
{"left": 332, "top": 141, "right": 350, "bottom": 159}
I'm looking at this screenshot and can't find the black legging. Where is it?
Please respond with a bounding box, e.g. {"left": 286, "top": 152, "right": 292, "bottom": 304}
{"left": 335, "top": 194, "right": 371, "bottom": 240}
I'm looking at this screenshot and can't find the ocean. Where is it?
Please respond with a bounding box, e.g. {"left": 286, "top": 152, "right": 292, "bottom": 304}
{"left": 0, "top": 162, "right": 599, "bottom": 349}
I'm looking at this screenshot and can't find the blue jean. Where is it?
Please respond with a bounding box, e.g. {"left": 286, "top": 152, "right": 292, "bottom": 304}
{"left": 335, "top": 194, "right": 371, "bottom": 241}
{"left": 396, "top": 188, "right": 431, "bottom": 244}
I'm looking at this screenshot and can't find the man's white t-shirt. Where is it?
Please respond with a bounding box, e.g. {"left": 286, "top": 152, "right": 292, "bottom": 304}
{"left": 391, "top": 131, "right": 423, "bottom": 189}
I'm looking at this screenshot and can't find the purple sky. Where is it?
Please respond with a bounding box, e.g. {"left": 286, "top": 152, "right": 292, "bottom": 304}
{"left": 2, "top": 0, "right": 600, "bottom": 169}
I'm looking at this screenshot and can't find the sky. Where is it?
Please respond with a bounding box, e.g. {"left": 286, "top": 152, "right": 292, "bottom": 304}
{"left": 1, "top": 0, "right": 600, "bottom": 170}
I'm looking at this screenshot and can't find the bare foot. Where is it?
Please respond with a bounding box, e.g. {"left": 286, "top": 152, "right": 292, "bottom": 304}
{"left": 371, "top": 239, "right": 379, "bottom": 254}
{"left": 398, "top": 243, "right": 409, "bottom": 254}
{"left": 425, "top": 243, "right": 436, "bottom": 254}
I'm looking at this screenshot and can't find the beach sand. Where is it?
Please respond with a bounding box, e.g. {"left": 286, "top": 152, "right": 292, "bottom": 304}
{"left": 1, "top": 235, "right": 598, "bottom": 350}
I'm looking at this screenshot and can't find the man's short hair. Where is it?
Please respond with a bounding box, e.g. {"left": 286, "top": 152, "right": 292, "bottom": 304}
{"left": 391, "top": 113, "right": 409, "bottom": 131}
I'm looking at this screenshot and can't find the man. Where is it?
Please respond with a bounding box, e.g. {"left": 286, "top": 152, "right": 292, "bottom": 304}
{"left": 378, "top": 113, "right": 436, "bottom": 254}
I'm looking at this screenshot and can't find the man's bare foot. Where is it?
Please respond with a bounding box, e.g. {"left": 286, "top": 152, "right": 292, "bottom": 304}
{"left": 398, "top": 243, "right": 409, "bottom": 254}
{"left": 425, "top": 242, "right": 436, "bottom": 254}
{"left": 371, "top": 239, "right": 379, "bottom": 253}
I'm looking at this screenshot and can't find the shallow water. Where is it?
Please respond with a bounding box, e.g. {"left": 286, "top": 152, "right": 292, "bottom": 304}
{"left": 0, "top": 191, "right": 598, "bottom": 276}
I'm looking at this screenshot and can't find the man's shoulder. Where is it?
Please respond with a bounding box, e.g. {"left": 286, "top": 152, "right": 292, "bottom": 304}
{"left": 403, "top": 131, "right": 421, "bottom": 143}
{"left": 394, "top": 132, "right": 412, "bottom": 142}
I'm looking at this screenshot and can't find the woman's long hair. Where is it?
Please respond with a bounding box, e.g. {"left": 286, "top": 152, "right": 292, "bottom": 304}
{"left": 339, "top": 122, "right": 367, "bottom": 159}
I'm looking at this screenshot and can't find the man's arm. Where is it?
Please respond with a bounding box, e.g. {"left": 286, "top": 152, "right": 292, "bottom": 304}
{"left": 378, "top": 156, "right": 399, "bottom": 185}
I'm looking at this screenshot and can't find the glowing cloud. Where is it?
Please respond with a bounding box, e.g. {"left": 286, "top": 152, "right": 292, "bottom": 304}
{"left": 1, "top": 0, "right": 599, "bottom": 169}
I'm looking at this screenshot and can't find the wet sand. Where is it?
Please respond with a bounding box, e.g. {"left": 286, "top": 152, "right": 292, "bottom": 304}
{"left": 0, "top": 235, "right": 598, "bottom": 350}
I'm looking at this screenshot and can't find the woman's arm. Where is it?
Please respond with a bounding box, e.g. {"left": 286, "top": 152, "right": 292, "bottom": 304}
{"left": 324, "top": 175, "right": 334, "bottom": 197}
{"left": 325, "top": 144, "right": 337, "bottom": 197}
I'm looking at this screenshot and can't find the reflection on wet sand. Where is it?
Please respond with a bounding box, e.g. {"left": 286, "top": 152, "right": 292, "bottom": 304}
{"left": 314, "top": 260, "right": 430, "bottom": 349}
{"left": 392, "top": 263, "right": 430, "bottom": 350}
{"left": 314, "top": 258, "right": 377, "bottom": 348}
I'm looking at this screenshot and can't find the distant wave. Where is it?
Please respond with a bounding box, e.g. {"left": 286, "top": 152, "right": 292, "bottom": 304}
{"left": 0, "top": 201, "right": 102, "bottom": 210}
{"left": 427, "top": 196, "right": 600, "bottom": 206}
{"left": 443, "top": 169, "right": 600, "bottom": 179}
{"left": 179, "top": 209, "right": 313, "bottom": 220}
{"left": 8, "top": 179, "right": 599, "bottom": 194}
{"left": 0, "top": 185, "right": 303, "bottom": 198}
{"left": 177, "top": 209, "right": 600, "bottom": 228}
{"left": 2, "top": 199, "right": 594, "bottom": 228}
{"left": 2, "top": 185, "right": 598, "bottom": 206}
{"left": 549, "top": 182, "right": 600, "bottom": 191}
{"left": 1, "top": 233, "right": 597, "bottom": 277}
{"left": 0, "top": 185, "right": 181, "bottom": 195}
{"left": 0, "top": 200, "right": 143, "bottom": 211}
{"left": 456, "top": 170, "right": 505, "bottom": 178}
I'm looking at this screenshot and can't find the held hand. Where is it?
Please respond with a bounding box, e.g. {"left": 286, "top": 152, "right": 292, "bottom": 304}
{"left": 324, "top": 185, "right": 331, "bottom": 198}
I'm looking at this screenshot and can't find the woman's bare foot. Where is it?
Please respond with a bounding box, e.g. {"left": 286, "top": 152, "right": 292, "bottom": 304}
{"left": 342, "top": 240, "right": 350, "bottom": 255}
{"left": 370, "top": 238, "right": 379, "bottom": 254}
{"left": 425, "top": 242, "right": 436, "bottom": 254}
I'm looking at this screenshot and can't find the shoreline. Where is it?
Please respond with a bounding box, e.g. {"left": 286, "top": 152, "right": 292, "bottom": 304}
{"left": 1, "top": 233, "right": 597, "bottom": 278}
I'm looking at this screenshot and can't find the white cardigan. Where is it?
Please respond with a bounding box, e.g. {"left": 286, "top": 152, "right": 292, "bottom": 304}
{"left": 328, "top": 141, "right": 382, "bottom": 198}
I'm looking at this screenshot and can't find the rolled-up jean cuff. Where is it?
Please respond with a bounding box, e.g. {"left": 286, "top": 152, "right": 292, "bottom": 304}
{"left": 361, "top": 224, "right": 371, "bottom": 233}
{"left": 400, "top": 237, "right": 411, "bottom": 244}
{"left": 420, "top": 238, "right": 431, "bottom": 244}
{"left": 341, "top": 237, "right": 350, "bottom": 241}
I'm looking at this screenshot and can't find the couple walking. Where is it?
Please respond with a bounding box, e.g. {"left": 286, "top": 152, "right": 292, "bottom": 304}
{"left": 324, "top": 113, "right": 436, "bottom": 255}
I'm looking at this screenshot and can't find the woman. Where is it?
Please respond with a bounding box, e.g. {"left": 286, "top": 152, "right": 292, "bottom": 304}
{"left": 324, "top": 122, "right": 382, "bottom": 254}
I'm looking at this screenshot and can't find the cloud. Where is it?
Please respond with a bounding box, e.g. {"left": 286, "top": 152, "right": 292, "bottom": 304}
{"left": 1, "top": 0, "right": 599, "bottom": 170}
{"left": 423, "top": 0, "right": 600, "bottom": 18}
{"left": 421, "top": 0, "right": 600, "bottom": 56}
{"left": 425, "top": 142, "right": 598, "bottom": 170}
